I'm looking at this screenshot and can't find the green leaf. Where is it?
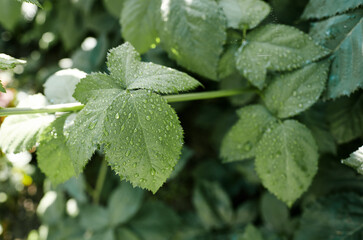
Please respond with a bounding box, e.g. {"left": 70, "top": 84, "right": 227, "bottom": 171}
{"left": 260, "top": 193, "right": 289, "bottom": 233}
{"left": 80, "top": 204, "right": 109, "bottom": 231}
{"left": 327, "top": 93, "right": 363, "bottom": 144}
{"left": 255, "top": 120, "right": 319, "bottom": 207}
{"left": 0, "top": 0, "right": 22, "bottom": 30}
{"left": 298, "top": 103, "right": 337, "bottom": 155}
{"left": 159, "top": 0, "right": 226, "bottom": 80}
{"left": 221, "top": 105, "right": 276, "bottom": 162}
{"left": 115, "top": 228, "right": 140, "bottom": 240}
{"left": 69, "top": 42, "right": 199, "bottom": 192}
{"left": 106, "top": 43, "right": 201, "bottom": 94}
{"left": 37, "top": 114, "right": 76, "bottom": 184}
{"left": 103, "top": 0, "right": 124, "bottom": 18}
{"left": 310, "top": 10, "right": 363, "bottom": 99}
{"left": 264, "top": 60, "right": 330, "bottom": 118}
{"left": 44, "top": 69, "right": 86, "bottom": 104}
{"left": 89, "top": 229, "right": 115, "bottom": 240}
{"left": 0, "top": 53, "right": 26, "bottom": 70}
{"left": 239, "top": 224, "right": 264, "bottom": 240}
{"left": 129, "top": 201, "right": 180, "bottom": 240}
{"left": 295, "top": 193, "right": 363, "bottom": 240}
{"left": 103, "top": 90, "right": 183, "bottom": 193}
{"left": 235, "top": 24, "right": 330, "bottom": 89}
{"left": 108, "top": 181, "right": 144, "bottom": 226}
{"left": 193, "top": 181, "right": 233, "bottom": 229}
{"left": 301, "top": 0, "right": 363, "bottom": 20}
{"left": 342, "top": 146, "right": 363, "bottom": 175}
{"left": 121, "top": 0, "right": 160, "bottom": 54}
{"left": 37, "top": 191, "right": 65, "bottom": 225}
{"left": 0, "top": 80, "right": 5, "bottom": 93}
{"left": 219, "top": 0, "right": 271, "bottom": 30}
{"left": 0, "top": 94, "right": 55, "bottom": 153}
{"left": 17, "top": 0, "right": 43, "bottom": 8}
{"left": 218, "top": 44, "right": 239, "bottom": 79}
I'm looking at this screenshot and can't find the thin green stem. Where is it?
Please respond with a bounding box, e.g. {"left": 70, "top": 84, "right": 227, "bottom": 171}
{"left": 0, "top": 88, "right": 255, "bottom": 116}
{"left": 92, "top": 160, "right": 108, "bottom": 204}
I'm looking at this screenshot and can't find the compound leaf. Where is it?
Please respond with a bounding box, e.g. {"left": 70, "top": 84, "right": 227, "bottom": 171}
{"left": 264, "top": 60, "right": 330, "bottom": 118}
{"left": 108, "top": 181, "right": 144, "bottom": 226}
{"left": 295, "top": 193, "right": 363, "bottom": 240}
{"left": 0, "top": 94, "right": 55, "bottom": 153}
{"left": 106, "top": 43, "right": 201, "bottom": 94}
{"left": 219, "top": 0, "right": 271, "bottom": 30}
{"left": 255, "top": 120, "right": 319, "bottom": 207}
{"left": 159, "top": 0, "right": 226, "bottom": 80}
{"left": 327, "top": 93, "right": 363, "bottom": 144}
{"left": 69, "top": 43, "right": 196, "bottom": 192}
{"left": 0, "top": 53, "right": 26, "bottom": 70}
{"left": 37, "top": 114, "right": 76, "bottom": 184}
{"left": 235, "top": 24, "right": 330, "bottom": 89}
{"left": 342, "top": 145, "right": 363, "bottom": 175}
{"left": 310, "top": 10, "right": 363, "bottom": 99}
{"left": 121, "top": 0, "right": 160, "bottom": 53}
{"left": 301, "top": 0, "right": 363, "bottom": 20}
{"left": 221, "top": 105, "right": 276, "bottom": 162}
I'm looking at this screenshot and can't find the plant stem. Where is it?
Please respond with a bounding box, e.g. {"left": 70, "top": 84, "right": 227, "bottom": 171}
{"left": 92, "top": 160, "right": 108, "bottom": 204}
{"left": 0, "top": 88, "right": 254, "bottom": 116}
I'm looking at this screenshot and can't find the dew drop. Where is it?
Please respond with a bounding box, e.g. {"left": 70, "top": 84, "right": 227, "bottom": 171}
{"left": 115, "top": 113, "right": 120, "bottom": 119}
{"left": 146, "top": 116, "right": 151, "bottom": 120}
{"left": 125, "top": 150, "right": 131, "bottom": 157}
{"left": 134, "top": 173, "right": 139, "bottom": 177}
{"left": 88, "top": 121, "right": 97, "bottom": 130}
{"left": 150, "top": 168, "right": 156, "bottom": 176}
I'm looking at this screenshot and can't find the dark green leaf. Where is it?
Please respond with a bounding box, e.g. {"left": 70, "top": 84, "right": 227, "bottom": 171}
{"left": 0, "top": 0, "right": 22, "bottom": 30}
{"left": 301, "top": 0, "right": 363, "bottom": 20}
{"left": 80, "top": 204, "right": 109, "bottom": 231}
{"left": 310, "top": 10, "right": 363, "bottom": 99}
{"left": 327, "top": 93, "right": 363, "bottom": 144}
{"left": 239, "top": 224, "right": 264, "bottom": 240}
{"left": 219, "top": 0, "right": 271, "bottom": 30}
{"left": 103, "top": 0, "right": 124, "bottom": 18}
{"left": 221, "top": 105, "right": 277, "bottom": 162}
{"left": 159, "top": 0, "right": 227, "bottom": 80}
{"left": 108, "top": 181, "right": 144, "bottom": 226}
{"left": 129, "top": 201, "right": 180, "bottom": 240}
{"left": 120, "top": 0, "right": 160, "bottom": 53}
{"left": 264, "top": 60, "right": 330, "bottom": 118}
{"left": 295, "top": 193, "right": 363, "bottom": 240}
{"left": 260, "top": 193, "right": 289, "bottom": 233}
{"left": 193, "top": 181, "right": 233, "bottom": 229}
{"left": 235, "top": 24, "right": 329, "bottom": 89}
{"left": 255, "top": 120, "right": 319, "bottom": 206}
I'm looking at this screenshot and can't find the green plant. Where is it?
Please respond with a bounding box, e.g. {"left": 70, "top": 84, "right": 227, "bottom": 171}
{"left": 0, "top": 0, "right": 362, "bottom": 239}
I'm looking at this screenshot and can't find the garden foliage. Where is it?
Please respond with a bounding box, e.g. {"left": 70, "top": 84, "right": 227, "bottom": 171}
{"left": 0, "top": 0, "right": 362, "bottom": 239}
